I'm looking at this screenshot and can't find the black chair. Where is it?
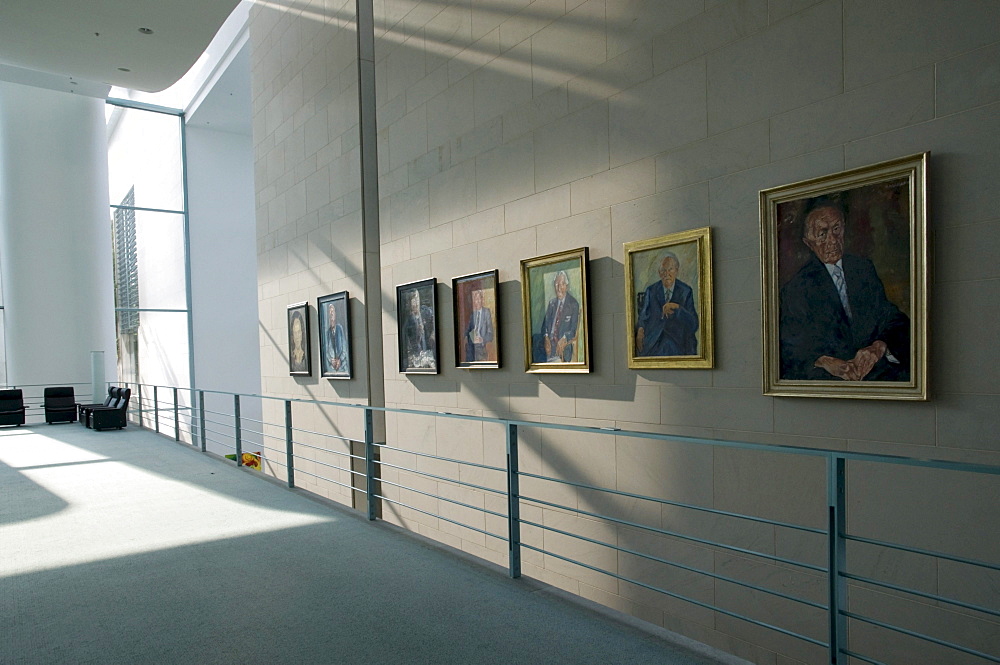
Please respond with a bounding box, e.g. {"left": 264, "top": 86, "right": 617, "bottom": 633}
{"left": 78, "top": 386, "right": 116, "bottom": 423}
{"left": 44, "top": 386, "right": 77, "bottom": 424}
{"left": 0, "top": 389, "right": 26, "bottom": 427}
{"left": 88, "top": 388, "right": 131, "bottom": 431}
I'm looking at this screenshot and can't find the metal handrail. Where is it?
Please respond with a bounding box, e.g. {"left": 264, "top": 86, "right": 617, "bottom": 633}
{"left": 117, "top": 381, "right": 1000, "bottom": 665}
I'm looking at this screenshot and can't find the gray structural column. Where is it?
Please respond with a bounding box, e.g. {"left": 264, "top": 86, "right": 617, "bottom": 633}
{"left": 353, "top": 0, "right": 386, "bottom": 509}
{"left": 0, "top": 82, "right": 117, "bottom": 386}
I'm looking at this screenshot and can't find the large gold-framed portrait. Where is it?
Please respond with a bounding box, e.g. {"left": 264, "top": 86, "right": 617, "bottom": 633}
{"left": 760, "top": 153, "right": 928, "bottom": 400}
{"left": 624, "top": 228, "right": 714, "bottom": 369}
{"left": 520, "top": 247, "right": 591, "bottom": 373}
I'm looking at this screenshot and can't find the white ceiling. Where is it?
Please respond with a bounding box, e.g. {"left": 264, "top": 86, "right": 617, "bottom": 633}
{"left": 0, "top": 0, "right": 241, "bottom": 93}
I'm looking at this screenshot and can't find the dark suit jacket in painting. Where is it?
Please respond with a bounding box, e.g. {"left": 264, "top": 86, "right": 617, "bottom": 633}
{"left": 779, "top": 253, "right": 910, "bottom": 381}
{"left": 402, "top": 305, "right": 436, "bottom": 369}
{"left": 540, "top": 293, "right": 580, "bottom": 362}
{"left": 464, "top": 307, "right": 494, "bottom": 362}
{"left": 636, "top": 278, "right": 698, "bottom": 356}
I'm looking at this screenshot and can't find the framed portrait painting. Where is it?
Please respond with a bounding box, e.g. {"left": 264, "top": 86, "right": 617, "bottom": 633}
{"left": 624, "top": 227, "right": 714, "bottom": 369}
{"left": 760, "top": 152, "right": 928, "bottom": 400}
{"left": 317, "top": 292, "right": 352, "bottom": 379}
{"left": 396, "top": 278, "right": 438, "bottom": 374}
{"left": 287, "top": 302, "right": 311, "bottom": 376}
{"left": 453, "top": 270, "right": 500, "bottom": 369}
{"left": 520, "top": 247, "right": 591, "bottom": 373}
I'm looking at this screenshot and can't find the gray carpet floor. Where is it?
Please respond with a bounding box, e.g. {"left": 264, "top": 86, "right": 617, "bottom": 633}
{"left": 1, "top": 424, "right": 745, "bottom": 665}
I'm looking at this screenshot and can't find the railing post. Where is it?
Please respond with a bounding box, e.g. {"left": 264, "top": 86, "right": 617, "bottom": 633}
{"left": 506, "top": 422, "right": 521, "bottom": 579}
{"left": 173, "top": 387, "right": 180, "bottom": 441}
{"left": 364, "top": 407, "right": 377, "bottom": 521}
{"left": 234, "top": 394, "right": 242, "bottom": 466}
{"left": 198, "top": 390, "right": 206, "bottom": 452}
{"left": 153, "top": 386, "right": 159, "bottom": 433}
{"left": 285, "top": 400, "right": 295, "bottom": 488}
{"left": 136, "top": 384, "right": 143, "bottom": 428}
{"left": 828, "top": 456, "right": 847, "bottom": 664}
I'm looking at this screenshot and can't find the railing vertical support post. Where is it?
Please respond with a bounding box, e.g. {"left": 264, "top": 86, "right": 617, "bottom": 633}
{"left": 828, "top": 456, "right": 847, "bottom": 664}
{"left": 234, "top": 394, "right": 242, "bottom": 466}
{"left": 506, "top": 422, "right": 521, "bottom": 579}
{"left": 173, "top": 387, "right": 180, "bottom": 441}
{"left": 285, "top": 400, "right": 295, "bottom": 488}
{"left": 198, "top": 390, "right": 206, "bottom": 452}
{"left": 153, "top": 386, "right": 159, "bottom": 433}
{"left": 364, "top": 407, "right": 377, "bottom": 521}
{"left": 136, "top": 384, "right": 142, "bottom": 428}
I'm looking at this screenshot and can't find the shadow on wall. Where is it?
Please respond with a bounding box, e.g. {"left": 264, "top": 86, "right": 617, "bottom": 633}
{"left": 255, "top": 0, "right": 661, "bottom": 108}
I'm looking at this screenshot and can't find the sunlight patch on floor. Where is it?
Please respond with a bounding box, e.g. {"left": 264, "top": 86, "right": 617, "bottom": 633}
{"left": 0, "top": 428, "right": 334, "bottom": 579}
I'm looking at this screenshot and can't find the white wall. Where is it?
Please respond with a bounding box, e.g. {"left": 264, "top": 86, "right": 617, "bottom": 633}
{"left": 0, "top": 82, "right": 116, "bottom": 393}
{"left": 186, "top": 125, "right": 261, "bottom": 396}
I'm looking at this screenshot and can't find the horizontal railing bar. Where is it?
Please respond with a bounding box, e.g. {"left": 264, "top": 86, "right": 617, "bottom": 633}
{"left": 254, "top": 443, "right": 286, "bottom": 456}
{"left": 129, "top": 384, "right": 1000, "bottom": 476}
{"left": 378, "top": 477, "right": 508, "bottom": 521}
{"left": 841, "top": 572, "right": 1000, "bottom": 617}
{"left": 375, "top": 493, "right": 507, "bottom": 542}
{"left": 292, "top": 455, "right": 352, "bottom": 476}
{"left": 234, "top": 416, "right": 266, "bottom": 425}
{"left": 203, "top": 434, "right": 235, "bottom": 450}
{"left": 290, "top": 440, "right": 353, "bottom": 456}
{"left": 521, "top": 494, "right": 826, "bottom": 573}
{"left": 201, "top": 408, "right": 235, "bottom": 419}
{"left": 844, "top": 534, "right": 1000, "bottom": 571}
{"left": 292, "top": 467, "right": 360, "bottom": 493}
{"left": 838, "top": 649, "right": 887, "bottom": 665}
{"left": 518, "top": 471, "right": 824, "bottom": 534}
{"left": 519, "top": 518, "right": 826, "bottom": 611}
{"left": 290, "top": 425, "right": 358, "bottom": 443}
{"left": 520, "top": 543, "right": 827, "bottom": 648}
{"left": 841, "top": 610, "right": 1000, "bottom": 663}
{"left": 202, "top": 415, "right": 235, "bottom": 428}
{"left": 376, "top": 460, "right": 507, "bottom": 497}
{"left": 201, "top": 425, "right": 237, "bottom": 440}
{"left": 374, "top": 442, "right": 507, "bottom": 474}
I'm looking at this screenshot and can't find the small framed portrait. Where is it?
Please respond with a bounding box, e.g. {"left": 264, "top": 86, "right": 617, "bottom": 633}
{"left": 520, "top": 247, "right": 591, "bottom": 373}
{"left": 317, "top": 291, "right": 352, "bottom": 379}
{"left": 760, "top": 152, "right": 928, "bottom": 400}
{"left": 396, "top": 278, "right": 438, "bottom": 374}
{"left": 624, "top": 227, "right": 714, "bottom": 369}
{"left": 286, "top": 302, "right": 311, "bottom": 376}
{"left": 452, "top": 270, "right": 501, "bottom": 369}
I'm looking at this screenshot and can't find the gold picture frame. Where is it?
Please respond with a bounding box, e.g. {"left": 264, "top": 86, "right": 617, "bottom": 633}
{"left": 520, "top": 247, "right": 591, "bottom": 373}
{"left": 624, "top": 227, "right": 714, "bottom": 369}
{"left": 760, "top": 152, "right": 928, "bottom": 400}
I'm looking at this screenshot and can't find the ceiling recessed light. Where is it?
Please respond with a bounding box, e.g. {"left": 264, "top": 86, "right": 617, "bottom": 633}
{"left": 138, "top": 27, "right": 153, "bottom": 34}
{"left": 118, "top": 67, "right": 131, "bottom": 72}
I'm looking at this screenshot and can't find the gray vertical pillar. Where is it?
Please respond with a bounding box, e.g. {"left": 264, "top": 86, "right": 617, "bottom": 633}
{"left": 353, "top": 0, "right": 387, "bottom": 507}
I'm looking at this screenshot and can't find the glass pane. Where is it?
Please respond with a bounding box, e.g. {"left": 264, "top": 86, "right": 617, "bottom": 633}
{"left": 136, "top": 310, "right": 190, "bottom": 389}
{"left": 107, "top": 107, "right": 184, "bottom": 212}
{"left": 132, "top": 210, "right": 187, "bottom": 310}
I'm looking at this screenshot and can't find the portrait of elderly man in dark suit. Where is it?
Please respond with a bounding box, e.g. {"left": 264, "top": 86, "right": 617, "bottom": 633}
{"left": 635, "top": 251, "right": 699, "bottom": 357}
{"left": 539, "top": 270, "right": 579, "bottom": 362}
{"left": 779, "top": 196, "right": 910, "bottom": 381}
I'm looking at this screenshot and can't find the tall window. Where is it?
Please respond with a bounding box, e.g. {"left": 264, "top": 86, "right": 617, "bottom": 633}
{"left": 106, "top": 101, "right": 192, "bottom": 398}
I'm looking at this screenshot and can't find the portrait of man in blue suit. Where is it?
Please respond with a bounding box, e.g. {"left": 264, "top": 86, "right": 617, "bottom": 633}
{"left": 635, "top": 252, "right": 699, "bottom": 357}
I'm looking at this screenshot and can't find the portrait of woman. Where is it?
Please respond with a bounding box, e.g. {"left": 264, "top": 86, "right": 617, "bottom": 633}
{"left": 287, "top": 302, "right": 311, "bottom": 376}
